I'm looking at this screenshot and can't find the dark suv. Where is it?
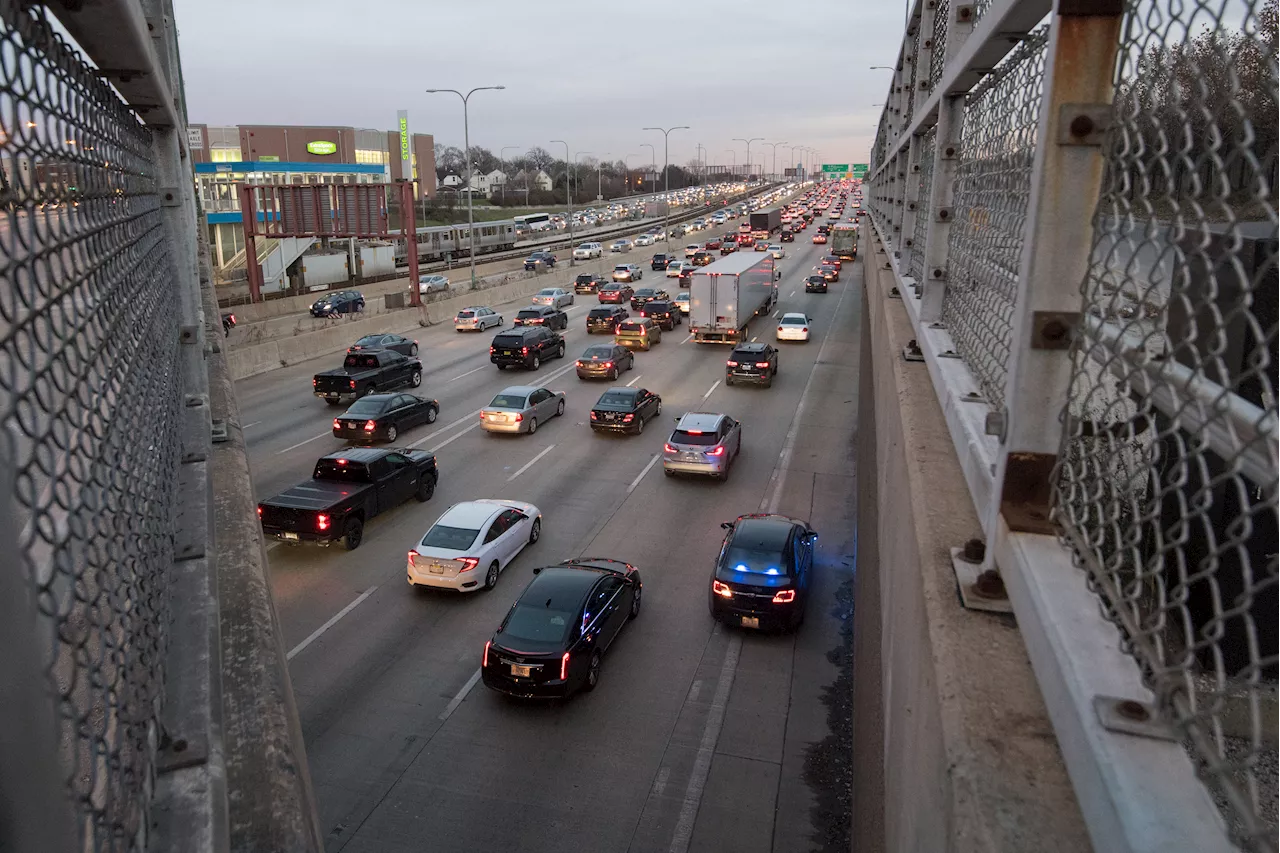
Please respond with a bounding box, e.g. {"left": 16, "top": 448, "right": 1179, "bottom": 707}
{"left": 586, "top": 306, "right": 629, "bottom": 333}
{"left": 638, "top": 299, "right": 682, "bottom": 331}
{"left": 524, "top": 251, "right": 557, "bottom": 271}
{"left": 513, "top": 305, "right": 569, "bottom": 330}
{"left": 725, "top": 342, "right": 779, "bottom": 387}
{"left": 575, "top": 274, "right": 607, "bottom": 294}
{"left": 490, "top": 327, "right": 566, "bottom": 371}
{"left": 651, "top": 253, "right": 674, "bottom": 271}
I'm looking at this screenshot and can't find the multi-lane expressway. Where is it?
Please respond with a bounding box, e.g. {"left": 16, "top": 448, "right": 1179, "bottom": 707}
{"left": 234, "top": 229, "right": 862, "bottom": 853}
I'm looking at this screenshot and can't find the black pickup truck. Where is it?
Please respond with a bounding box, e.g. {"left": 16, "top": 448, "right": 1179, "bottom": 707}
{"left": 313, "top": 349, "right": 423, "bottom": 405}
{"left": 257, "top": 447, "right": 438, "bottom": 550}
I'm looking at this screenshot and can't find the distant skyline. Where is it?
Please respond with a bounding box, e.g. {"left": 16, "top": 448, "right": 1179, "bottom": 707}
{"left": 172, "top": 0, "right": 906, "bottom": 170}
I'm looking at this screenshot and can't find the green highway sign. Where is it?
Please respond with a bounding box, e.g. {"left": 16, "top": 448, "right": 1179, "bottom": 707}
{"left": 822, "top": 163, "right": 849, "bottom": 173}
{"left": 851, "top": 163, "right": 868, "bottom": 178}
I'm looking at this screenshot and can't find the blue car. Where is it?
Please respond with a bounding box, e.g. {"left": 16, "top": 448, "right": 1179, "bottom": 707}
{"left": 310, "top": 290, "right": 365, "bottom": 318}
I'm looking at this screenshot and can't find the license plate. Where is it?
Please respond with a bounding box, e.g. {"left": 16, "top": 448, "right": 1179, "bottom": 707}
{"left": 428, "top": 563, "right": 445, "bottom": 574}
{"left": 511, "top": 665, "right": 532, "bottom": 677}
{"left": 502, "top": 350, "right": 514, "bottom": 356}
{"left": 740, "top": 616, "right": 760, "bottom": 629}
{"left": 347, "top": 423, "right": 357, "bottom": 429}
{"left": 282, "top": 532, "right": 299, "bottom": 541}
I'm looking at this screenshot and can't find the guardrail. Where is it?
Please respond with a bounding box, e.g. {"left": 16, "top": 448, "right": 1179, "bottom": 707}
{"left": 864, "top": 0, "right": 1276, "bottom": 850}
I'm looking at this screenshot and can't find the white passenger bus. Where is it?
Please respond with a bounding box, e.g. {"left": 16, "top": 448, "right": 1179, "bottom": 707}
{"left": 513, "top": 212, "right": 553, "bottom": 232}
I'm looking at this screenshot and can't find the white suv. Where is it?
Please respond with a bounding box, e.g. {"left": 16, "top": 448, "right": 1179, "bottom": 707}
{"left": 573, "top": 242, "right": 603, "bottom": 260}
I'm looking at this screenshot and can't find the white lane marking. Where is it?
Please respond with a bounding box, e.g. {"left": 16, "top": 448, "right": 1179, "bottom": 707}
{"left": 625, "top": 374, "right": 644, "bottom": 387}
{"left": 681, "top": 333, "right": 693, "bottom": 344}
{"left": 279, "top": 430, "right": 330, "bottom": 455}
{"left": 760, "top": 260, "right": 853, "bottom": 514}
{"left": 700, "top": 380, "right": 720, "bottom": 404}
{"left": 789, "top": 290, "right": 796, "bottom": 297}
{"left": 447, "top": 365, "right": 487, "bottom": 382}
{"left": 242, "top": 421, "right": 262, "bottom": 429}
{"left": 287, "top": 586, "right": 377, "bottom": 661}
{"left": 507, "top": 443, "right": 556, "bottom": 483}
{"left": 750, "top": 336, "right": 758, "bottom": 342}
{"left": 652, "top": 767, "right": 671, "bottom": 797}
{"left": 772, "top": 310, "right": 780, "bottom": 318}
{"left": 627, "top": 453, "right": 662, "bottom": 494}
{"left": 409, "top": 409, "right": 482, "bottom": 448}
{"left": 668, "top": 633, "right": 742, "bottom": 853}
{"left": 687, "top": 679, "right": 703, "bottom": 704}
{"left": 438, "top": 668, "right": 482, "bottom": 722}
{"left": 430, "top": 422, "right": 481, "bottom": 452}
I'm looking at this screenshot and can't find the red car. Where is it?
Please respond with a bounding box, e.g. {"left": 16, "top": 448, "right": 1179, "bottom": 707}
{"left": 821, "top": 255, "right": 842, "bottom": 270}
{"left": 705, "top": 238, "right": 722, "bottom": 250}
{"left": 598, "top": 283, "right": 634, "bottom": 304}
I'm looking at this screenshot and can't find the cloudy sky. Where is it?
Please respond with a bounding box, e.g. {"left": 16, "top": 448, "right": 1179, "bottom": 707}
{"left": 172, "top": 0, "right": 907, "bottom": 171}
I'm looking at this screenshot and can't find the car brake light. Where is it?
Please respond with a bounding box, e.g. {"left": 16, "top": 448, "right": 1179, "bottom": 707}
{"left": 604, "top": 361, "right": 613, "bottom": 368}
{"left": 312, "top": 378, "right": 317, "bottom": 386}
{"left": 489, "top": 346, "right": 496, "bottom": 353}
{"left": 773, "top": 589, "right": 796, "bottom": 604}
{"left": 561, "top": 651, "right": 570, "bottom": 681}
{"left": 514, "top": 413, "right": 523, "bottom": 422}
{"left": 712, "top": 579, "right": 733, "bottom": 598}
{"left": 755, "top": 362, "right": 771, "bottom": 368}
{"left": 590, "top": 411, "right": 599, "bottom": 420}
{"left": 623, "top": 413, "right": 635, "bottom": 422}
{"left": 349, "top": 380, "right": 356, "bottom": 389}
{"left": 663, "top": 442, "right": 676, "bottom": 453}
{"left": 803, "top": 328, "right": 808, "bottom": 333}
{"left": 336, "top": 458, "right": 347, "bottom": 465}
{"left": 408, "top": 550, "right": 418, "bottom": 565}
{"left": 726, "top": 360, "right": 739, "bottom": 367}
{"left": 317, "top": 513, "right": 330, "bottom": 531}
{"left": 458, "top": 557, "right": 480, "bottom": 572}
{"left": 256, "top": 506, "right": 262, "bottom": 517}
{"left": 521, "top": 346, "right": 529, "bottom": 355}
{"left": 778, "top": 327, "right": 784, "bottom": 332}
{"left": 707, "top": 446, "right": 726, "bottom": 457}
{"left": 483, "top": 640, "right": 491, "bottom": 668}
{"left": 364, "top": 420, "right": 376, "bottom": 431}
{"left": 333, "top": 419, "right": 340, "bottom": 428}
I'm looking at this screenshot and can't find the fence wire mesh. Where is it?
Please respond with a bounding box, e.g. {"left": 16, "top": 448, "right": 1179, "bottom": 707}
{"left": 929, "top": 0, "right": 951, "bottom": 92}
{"left": 0, "top": 5, "right": 181, "bottom": 851}
{"left": 941, "top": 26, "right": 1049, "bottom": 411}
{"left": 1053, "top": 0, "right": 1278, "bottom": 847}
{"left": 910, "top": 128, "right": 936, "bottom": 283}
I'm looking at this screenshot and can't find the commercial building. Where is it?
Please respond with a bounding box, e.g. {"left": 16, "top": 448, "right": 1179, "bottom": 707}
{"left": 188, "top": 123, "right": 436, "bottom": 273}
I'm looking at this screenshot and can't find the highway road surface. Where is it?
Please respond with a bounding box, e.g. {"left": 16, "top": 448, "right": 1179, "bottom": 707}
{"left": 234, "top": 226, "right": 862, "bottom": 852}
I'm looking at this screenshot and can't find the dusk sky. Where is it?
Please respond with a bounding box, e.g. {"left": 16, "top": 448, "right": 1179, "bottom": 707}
{"left": 171, "top": 0, "right": 908, "bottom": 171}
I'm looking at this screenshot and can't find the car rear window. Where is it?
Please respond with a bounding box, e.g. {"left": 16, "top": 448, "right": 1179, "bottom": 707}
{"left": 672, "top": 428, "right": 719, "bottom": 446}
{"left": 617, "top": 321, "right": 645, "bottom": 333}
{"left": 344, "top": 399, "right": 387, "bottom": 415}
{"left": 353, "top": 335, "right": 381, "bottom": 346}
{"left": 537, "top": 289, "right": 556, "bottom": 296}
{"left": 489, "top": 393, "right": 530, "bottom": 408}
{"left": 588, "top": 308, "right": 616, "bottom": 319}
{"left": 582, "top": 345, "right": 615, "bottom": 358}
{"left": 517, "top": 309, "right": 543, "bottom": 318}
{"left": 492, "top": 335, "right": 525, "bottom": 348}
{"left": 457, "top": 310, "right": 475, "bottom": 318}
{"left": 597, "top": 390, "right": 635, "bottom": 406}
{"left": 503, "top": 604, "right": 574, "bottom": 644}
{"left": 421, "top": 524, "right": 480, "bottom": 550}
{"left": 646, "top": 301, "right": 671, "bottom": 312}
{"left": 614, "top": 265, "right": 629, "bottom": 271}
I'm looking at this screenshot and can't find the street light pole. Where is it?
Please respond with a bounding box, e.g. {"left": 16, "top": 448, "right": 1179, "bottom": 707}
{"left": 640, "top": 142, "right": 656, "bottom": 195}
{"left": 733, "top": 137, "right": 762, "bottom": 183}
{"left": 762, "top": 141, "right": 787, "bottom": 183}
{"left": 550, "top": 139, "right": 574, "bottom": 265}
{"left": 500, "top": 145, "right": 518, "bottom": 205}
{"left": 724, "top": 149, "right": 736, "bottom": 180}
{"left": 624, "top": 153, "right": 639, "bottom": 195}
{"left": 425, "top": 85, "right": 505, "bottom": 290}
{"left": 596, "top": 153, "right": 609, "bottom": 201}
{"left": 695, "top": 143, "right": 705, "bottom": 186}
{"left": 642, "top": 125, "right": 689, "bottom": 253}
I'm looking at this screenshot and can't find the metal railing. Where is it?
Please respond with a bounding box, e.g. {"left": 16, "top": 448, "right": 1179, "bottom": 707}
{"left": 0, "top": 2, "right": 319, "bottom": 851}
{"left": 863, "top": 0, "right": 1277, "bottom": 850}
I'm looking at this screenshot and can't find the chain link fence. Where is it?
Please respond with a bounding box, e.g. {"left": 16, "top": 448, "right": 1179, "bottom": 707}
{"left": 909, "top": 127, "right": 935, "bottom": 283}
{"left": 1053, "top": 0, "right": 1278, "bottom": 847}
{"left": 941, "top": 26, "right": 1049, "bottom": 411}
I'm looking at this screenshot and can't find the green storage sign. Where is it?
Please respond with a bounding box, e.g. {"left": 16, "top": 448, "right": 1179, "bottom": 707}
{"left": 822, "top": 163, "right": 849, "bottom": 173}
{"left": 258, "top": 155, "right": 280, "bottom": 162}
{"left": 851, "top": 163, "right": 868, "bottom": 178}
{"left": 306, "top": 140, "right": 337, "bottom": 155}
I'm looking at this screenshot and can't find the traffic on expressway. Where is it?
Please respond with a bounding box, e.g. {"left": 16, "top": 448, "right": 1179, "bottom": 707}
{"left": 238, "top": 181, "right": 864, "bottom": 852}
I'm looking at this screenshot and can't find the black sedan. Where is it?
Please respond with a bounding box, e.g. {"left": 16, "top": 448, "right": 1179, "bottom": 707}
{"left": 629, "top": 288, "right": 669, "bottom": 311}
{"left": 310, "top": 290, "right": 364, "bottom": 317}
{"left": 575, "top": 274, "right": 608, "bottom": 295}
{"left": 348, "top": 333, "right": 419, "bottom": 357}
{"left": 332, "top": 393, "right": 440, "bottom": 442}
{"left": 804, "top": 274, "right": 829, "bottom": 294}
{"left": 709, "top": 514, "right": 816, "bottom": 632}
{"left": 818, "top": 264, "right": 839, "bottom": 283}
{"left": 482, "top": 558, "right": 643, "bottom": 699}
{"left": 589, "top": 386, "right": 662, "bottom": 434}
{"left": 514, "top": 305, "right": 569, "bottom": 330}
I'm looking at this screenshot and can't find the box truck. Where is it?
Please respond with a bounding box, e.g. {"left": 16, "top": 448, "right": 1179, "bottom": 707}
{"left": 749, "top": 208, "right": 782, "bottom": 241}
{"left": 689, "top": 252, "right": 779, "bottom": 344}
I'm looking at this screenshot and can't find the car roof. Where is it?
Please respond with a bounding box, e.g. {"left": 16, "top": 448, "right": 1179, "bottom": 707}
{"left": 434, "top": 500, "right": 506, "bottom": 529}
{"left": 320, "top": 446, "right": 392, "bottom": 463}
{"left": 520, "top": 565, "right": 604, "bottom": 609}
{"left": 731, "top": 342, "right": 770, "bottom": 353}
{"left": 730, "top": 516, "right": 801, "bottom": 551}
{"left": 781, "top": 312, "right": 807, "bottom": 320}
{"left": 676, "top": 411, "right": 727, "bottom": 432}
{"left": 496, "top": 384, "right": 541, "bottom": 396}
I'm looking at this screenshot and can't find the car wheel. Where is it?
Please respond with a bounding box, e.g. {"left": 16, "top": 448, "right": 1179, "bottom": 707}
{"left": 556, "top": 399, "right": 565, "bottom": 417}
{"left": 497, "top": 363, "right": 507, "bottom": 371}
{"left": 629, "top": 584, "right": 642, "bottom": 619}
{"left": 583, "top": 650, "right": 603, "bottom": 692}
{"left": 557, "top": 343, "right": 566, "bottom": 359}
{"left": 527, "top": 417, "right": 538, "bottom": 435}
{"left": 411, "top": 370, "right": 422, "bottom": 387}
{"left": 325, "top": 399, "right": 342, "bottom": 406}
{"left": 410, "top": 343, "right": 419, "bottom": 356}
{"left": 765, "top": 376, "right": 773, "bottom": 388}
{"left": 386, "top": 425, "right": 398, "bottom": 442}
{"left": 343, "top": 519, "right": 364, "bottom": 551}
{"left": 416, "top": 475, "right": 436, "bottom": 502}
{"left": 483, "top": 561, "right": 500, "bottom": 591}
{"left": 609, "top": 367, "right": 618, "bottom": 380}
{"left": 655, "top": 399, "right": 662, "bottom": 415}
{"left": 634, "top": 416, "right": 645, "bottom": 435}
{"left": 531, "top": 355, "right": 541, "bottom": 370}
{"left": 528, "top": 517, "right": 541, "bottom": 544}
{"left": 425, "top": 405, "right": 438, "bottom": 424}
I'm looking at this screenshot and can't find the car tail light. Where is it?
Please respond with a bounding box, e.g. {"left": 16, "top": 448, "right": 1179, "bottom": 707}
{"left": 256, "top": 506, "right": 262, "bottom": 518}
{"left": 726, "top": 360, "right": 739, "bottom": 367}
{"left": 521, "top": 346, "right": 529, "bottom": 355}
{"left": 408, "top": 550, "right": 418, "bottom": 565}
{"left": 317, "top": 513, "right": 330, "bottom": 531}
{"left": 312, "top": 378, "right": 317, "bottom": 386}
{"left": 560, "top": 651, "right": 570, "bottom": 681}
{"left": 707, "top": 446, "right": 726, "bottom": 457}
{"left": 663, "top": 443, "right": 676, "bottom": 453}
{"left": 333, "top": 419, "right": 341, "bottom": 428}
{"left": 363, "top": 420, "right": 376, "bottom": 432}
{"left": 228, "top": 314, "right": 235, "bottom": 323}
{"left": 349, "top": 380, "right": 356, "bottom": 389}
{"left": 802, "top": 328, "right": 808, "bottom": 333}
{"left": 623, "top": 413, "right": 635, "bottom": 422}
{"left": 489, "top": 346, "right": 496, "bottom": 354}
{"left": 772, "top": 589, "right": 796, "bottom": 604}
{"left": 712, "top": 579, "right": 733, "bottom": 598}
{"left": 590, "top": 411, "right": 599, "bottom": 420}
{"left": 604, "top": 361, "right": 613, "bottom": 368}
{"left": 755, "top": 362, "right": 771, "bottom": 368}
{"left": 778, "top": 326, "right": 784, "bottom": 332}
{"left": 483, "top": 640, "right": 491, "bottom": 668}
{"left": 514, "top": 413, "right": 523, "bottom": 422}
{"left": 458, "top": 557, "right": 480, "bottom": 572}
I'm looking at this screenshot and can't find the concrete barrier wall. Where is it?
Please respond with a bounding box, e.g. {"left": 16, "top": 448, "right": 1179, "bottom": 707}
{"left": 226, "top": 266, "right": 565, "bottom": 381}
{"left": 851, "top": 239, "right": 1090, "bottom": 851}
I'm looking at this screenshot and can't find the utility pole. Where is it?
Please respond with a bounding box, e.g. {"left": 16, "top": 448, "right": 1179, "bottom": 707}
{"left": 734, "top": 137, "right": 762, "bottom": 183}
{"left": 551, "top": 139, "right": 573, "bottom": 265}
{"left": 643, "top": 125, "right": 689, "bottom": 253}
{"left": 640, "top": 142, "right": 656, "bottom": 195}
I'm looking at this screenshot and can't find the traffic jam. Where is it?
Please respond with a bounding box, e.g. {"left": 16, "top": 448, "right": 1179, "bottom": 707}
{"left": 259, "top": 179, "right": 864, "bottom": 699}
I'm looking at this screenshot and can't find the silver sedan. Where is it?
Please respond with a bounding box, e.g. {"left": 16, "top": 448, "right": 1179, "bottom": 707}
{"left": 531, "top": 287, "right": 574, "bottom": 309}
{"left": 480, "top": 385, "right": 567, "bottom": 435}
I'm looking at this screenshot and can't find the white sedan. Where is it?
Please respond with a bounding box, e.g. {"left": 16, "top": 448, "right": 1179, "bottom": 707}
{"left": 768, "top": 245, "right": 785, "bottom": 259}
{"left": 684, "top": 244, "right": 701, "bottom": 258}
{"left": 666, "top": 261, "right": 685, "bottom": 278}
{"left": 635, "top": 234, "right": 655, "bottom": 247}
{"left": 407, "top": 499, "right": 543, "bottom": 593}
{"left": 418, "top": 274, "right": 451, "bottom": 294}
{"left": 776, "top": 312, "right": 811, "bottom": 342}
